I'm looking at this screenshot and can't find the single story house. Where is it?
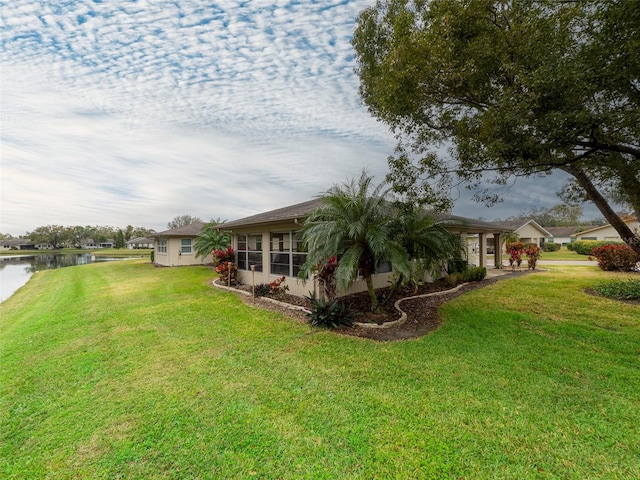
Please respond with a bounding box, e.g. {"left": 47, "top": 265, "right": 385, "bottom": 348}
{"left": 545, "top": 226, "right": 579, "bottom": 246}
{"left": 218, "top": 199, "right": 511, "bottom": 298}
{"left": 152, "top": 222, "right": 212, "bottom": 267}
{"left": 573, "top": 219, "right": 639, "bottom": 243}
{"left": 126, "top": 237, "right": 155, "bottom": 249}
{"left": 499, "top": 219, "right": 552, "bottom": 248}
{"left": 0, "top": 239, "right": 53, "bottom": 250}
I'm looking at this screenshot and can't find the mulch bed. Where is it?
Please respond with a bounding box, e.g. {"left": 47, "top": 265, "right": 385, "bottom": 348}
{"left": 223, "top": 271, "right": 533, "bottom": 341}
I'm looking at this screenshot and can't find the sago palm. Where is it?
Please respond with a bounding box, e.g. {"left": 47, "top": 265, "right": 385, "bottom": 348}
{"left": 299, "top": 171, "right": 410, "bottom": 312}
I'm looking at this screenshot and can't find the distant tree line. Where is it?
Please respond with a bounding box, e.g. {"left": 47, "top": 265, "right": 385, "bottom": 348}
{"left": 22, "top": 225, "right": 156, "bottom": 249}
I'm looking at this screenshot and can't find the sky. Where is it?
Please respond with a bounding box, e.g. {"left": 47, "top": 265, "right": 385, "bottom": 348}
{"left": 1, "top": 0, "right": 588, "bottom": 236}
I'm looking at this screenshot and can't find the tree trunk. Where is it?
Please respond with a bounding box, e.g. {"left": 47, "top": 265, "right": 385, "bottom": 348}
{"left": 365, "top": 275, "right": 379, "bottom": 313}
{"left": 564, "top": 166, "right": 640, "bottom": 256}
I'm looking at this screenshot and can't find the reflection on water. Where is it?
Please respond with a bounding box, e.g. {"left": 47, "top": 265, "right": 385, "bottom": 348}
{"left": 0, "top": 253, "right": 144, "bottom": 303}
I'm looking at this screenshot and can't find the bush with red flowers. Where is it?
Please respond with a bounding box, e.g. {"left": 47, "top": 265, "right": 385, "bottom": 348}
{"left": 591, "top": 244, "right": 640, "bottom": 272}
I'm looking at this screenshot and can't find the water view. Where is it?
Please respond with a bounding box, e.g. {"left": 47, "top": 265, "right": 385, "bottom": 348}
{"left": 0, "top": 253, "right": 146, "bottom": 303}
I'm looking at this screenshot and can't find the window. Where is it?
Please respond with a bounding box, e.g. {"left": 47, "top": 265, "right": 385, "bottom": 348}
{"left": 237, "top": 234, "right": 263, "bottom": 271}
{"left": 270, "top": 231, "right": 306, "bottom": 277}
{"left": 158, "top": 239, "right": 167, "bottom": 254}
{"left": 180, "top": 238, "right": 192, "bottom": 254}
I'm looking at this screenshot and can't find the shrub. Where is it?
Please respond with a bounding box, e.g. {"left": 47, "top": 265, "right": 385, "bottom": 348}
{"left": 523, "top": 244, "right": 541, "bottom": 270}
{"left": 570, "top": 240, "right": 624, "bottom": 256}
{"left": 443, "top": 272, "right": 461, "bottom": 287}
{"left": 463, "top": 266, "right": 487, "bottom": 282}
{"left": 150, "top": 250, "right": 155, "bottom": 263}
{"left": 268, "top": 276, "right": 289, "bottom": 298}
{"left": 591, "top": 244, "right": 640, "bottom": 271}
{"left": 508, "top": 241, "right": 524, "bottom": 269}
{"left": 305, "top": 293, "right": 353, "bottom": 328}
{"left": 254, "top": 283, "right": 272, "bottom": 297}
{"left": 443, "top": 267, "right": 486, "bottom": 287}
{"left": 592, "top": 279, "right": 640, "bottom": 300}
{"left": 542, "top": 242, "right": 561, "bottom": 252}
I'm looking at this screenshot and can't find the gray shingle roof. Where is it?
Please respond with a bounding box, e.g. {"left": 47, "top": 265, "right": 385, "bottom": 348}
{"left": 220, "top": 199, "right": 511, "bottom": 233}
{"left": 153, "top": 222, "right": 205, "bottom": 237}
{"left": 221, "top": 199, "right": 324, "bottom": 229}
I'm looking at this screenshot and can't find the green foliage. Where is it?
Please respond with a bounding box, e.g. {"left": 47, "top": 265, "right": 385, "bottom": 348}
{"left": 194, "top": 222, "right": 231, "bottom": 259}
{"left": 569, "top": 240, "right": 624, "bottom": 256}
{"left": 305, "top": 293, "right": 353, "bottom": 329}
{"left": 167, "top": 214, "right": 202, "bottom": 230}
{"left": 254, "top": 283, "right": 272, "bottom": 297}
{"left": 150, "top": 250, "right": 154, "bottom": 263}
{"left": 353, "top": 0, "right": 640, "bottom": 250}
{"left": 592, "top": 279, "right": 640, "bottom": 300}
{"left": 114, "top": 229, "right": 126, "bottom": 249}
{"left": 443, "top": 266, "right": 486, "bottom": 287}
{"left": 299, "top": 171, "right": 411, "bottom": 313}
{"left": 542, "top": 242, "right": 561, "bottom": 252}
{"left": 591, "top": 245, "right": 640, "bottom": 272}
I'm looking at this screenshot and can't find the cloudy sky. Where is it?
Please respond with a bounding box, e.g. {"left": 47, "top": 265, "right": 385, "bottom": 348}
{"left": 1, "top": 0, "right": 582, "bottom": 236}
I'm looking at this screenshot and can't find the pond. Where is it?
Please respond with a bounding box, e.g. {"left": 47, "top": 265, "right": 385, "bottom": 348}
{"left": 0, "top": 253, "right": 146, "bottom": 303}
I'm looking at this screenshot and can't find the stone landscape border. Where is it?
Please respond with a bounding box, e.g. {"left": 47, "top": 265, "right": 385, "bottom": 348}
{"left": 212, "top": 278, "right": 471, "bottom": 329}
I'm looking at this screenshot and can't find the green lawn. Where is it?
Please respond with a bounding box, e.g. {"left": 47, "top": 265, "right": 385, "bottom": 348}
{"left": 1, "top": 261, "right": 638, "bottom": 479}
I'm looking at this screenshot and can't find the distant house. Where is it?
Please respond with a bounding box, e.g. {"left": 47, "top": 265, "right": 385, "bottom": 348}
{"left": 500, "top": 219, "right": 552, "bottom": 248}
{"left": 126, "top": 237, "right": 154, "bottom": 249}
{"left": 218, "top": 199, "right": 511, "bottom": 298}
{"left": 152, "top": 222, "right": 211, "bottom": 267}
{"left": 0, "top": 239, "right": 52, "bottom": 250}
{"left": 79, "top": 239, "right": 115, "bottom": 249}
{"left": 573, "top": 219, "right": 639, "bottom": 243}
{"left": 545, "top": 227, "right": 579, "bottom": 246}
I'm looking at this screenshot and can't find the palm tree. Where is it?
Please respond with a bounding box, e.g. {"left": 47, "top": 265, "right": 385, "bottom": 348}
{"left": 299, "top": 171, "right": 410, "bottom": 312}
{"left": 194, "top": 220, "right": 231, "bottom": 260}
{"left": 390, "top": 205, "right": 465, "bottom": 288}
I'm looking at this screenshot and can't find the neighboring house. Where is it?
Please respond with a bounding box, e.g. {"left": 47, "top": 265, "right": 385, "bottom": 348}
{"left": 218, "top": 199, "right": 512, "bottom": 298}
{"left": 152, "top": 222, "right": 212, "bottom": 267}
{"left": 81, "top": 239, "right": 98, "bottom": 249}
{"left": 572, "top": 219, "right": 639, "bottom": 243}
{"left": 500, "top": 219, "right": 552, "bottom": 248}
{"left": 545, "top": 226, "right": 579, "bottom": 246}
{"left": 126, "top": 237, "right": 154, "bottom": 249}
{"left": 0, "top": 239, "right": 51, "bottom": 250}
{"left": 81, "top": 239, "right": 114, "bottom": 249}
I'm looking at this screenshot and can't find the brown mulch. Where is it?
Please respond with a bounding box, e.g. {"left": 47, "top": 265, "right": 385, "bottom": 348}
{"left": 225, "top": 271, "right": 533, "bottom": 342}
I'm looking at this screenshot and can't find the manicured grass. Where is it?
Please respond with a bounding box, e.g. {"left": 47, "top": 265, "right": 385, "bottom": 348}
{"left": 1, "top": 262, "right": 638, "bottom": 479}
{"left": 537, "top": 248, "right": 593, "bottom": 261}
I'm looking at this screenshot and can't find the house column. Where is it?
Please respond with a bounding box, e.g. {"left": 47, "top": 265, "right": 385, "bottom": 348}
{"left": 494, "top": 233, "right": 503, "bottom": 268}
{"left": 478, "top": 232, "right": 487, "bottom": 268}
{"left": 459, "top": 232, "right": 469, "bottom": 265}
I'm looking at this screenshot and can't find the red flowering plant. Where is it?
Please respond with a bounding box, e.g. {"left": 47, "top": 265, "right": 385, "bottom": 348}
{"left": 508, "top": 241, "right": 524, "bottom": 270}
{"left": 268, "top": 276, "right": 289, "bottom": 298}
{"left": 213, "top": 247, "right": 237, "bottom": 284}
{"left": 591, "top": 244, "right": 640, "bottom": 271}
{"left": 523, "top": 244, "right": 541, "bottom": 270}
{"left": 315, "top": 255, "right": 338, "bottom": 300}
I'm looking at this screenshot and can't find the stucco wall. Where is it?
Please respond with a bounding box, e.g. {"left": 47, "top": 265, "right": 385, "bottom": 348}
{"left": 574, "top": 221, "right": 639, "bottom": 242}
{"left": 154, "top": 237, "right": 212, "bottom": 267}
{"left": 230, "top": 223, "right": 404, "bottom": 298}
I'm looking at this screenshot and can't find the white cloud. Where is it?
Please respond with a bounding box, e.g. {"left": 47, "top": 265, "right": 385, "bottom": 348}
{"left": 0, "top": 0, "right": 591, "bottom": 235}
